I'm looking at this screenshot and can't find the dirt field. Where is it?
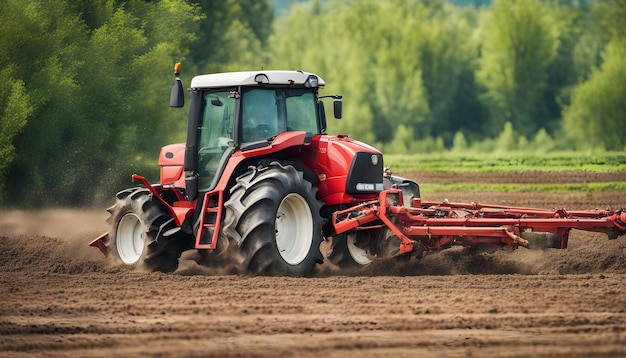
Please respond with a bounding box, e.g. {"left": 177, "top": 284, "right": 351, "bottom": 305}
{"left": 1, "top": 171, "right": 626, "bottom": 357}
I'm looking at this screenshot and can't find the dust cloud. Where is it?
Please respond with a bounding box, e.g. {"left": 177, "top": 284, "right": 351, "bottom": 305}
{"left": 1, "top": 209, "right": 624, "bottom": 277}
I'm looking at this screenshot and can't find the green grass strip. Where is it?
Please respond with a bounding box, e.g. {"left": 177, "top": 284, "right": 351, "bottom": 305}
{"left": 385, "top": 151, "right": 626, "bottom": 173}
{"left": 421, "top": 182, "right": 626, "bottom": 193}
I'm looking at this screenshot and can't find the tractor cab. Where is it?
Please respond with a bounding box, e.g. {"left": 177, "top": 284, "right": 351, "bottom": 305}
{"left": 170, "top": 68, "right": 342, "bottom": 199}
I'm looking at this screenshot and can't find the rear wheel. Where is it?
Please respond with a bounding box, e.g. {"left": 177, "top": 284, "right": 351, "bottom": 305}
{"left": 106, "top": 188, "right": 182, "bottom": 272}
{"left": 222, "top": 162, "right": 324, "bottom": 276}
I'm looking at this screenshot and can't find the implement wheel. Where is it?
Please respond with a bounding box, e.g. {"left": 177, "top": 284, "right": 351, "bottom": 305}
{"left": 106, "top": 188, "right": 182, "bottom": 272}
{"left": 329, "top": 232, "right": 374, "bottom": 267}
{"left": 223, "top": 162, "right": 324, "bottom": 276}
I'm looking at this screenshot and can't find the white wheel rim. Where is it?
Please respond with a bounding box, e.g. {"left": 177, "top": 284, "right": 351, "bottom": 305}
{"left": 116, "top": 213, "right": 144, "bottom": 265}
{"left": 347, "top": 233, "right": 372, "bottom": 265}
{"left": 275, "top": 193, "right": 313, "bottom": 265}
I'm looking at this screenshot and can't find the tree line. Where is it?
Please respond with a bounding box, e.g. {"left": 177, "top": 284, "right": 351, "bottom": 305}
{"left": 270, "top": 0, "right": 625, "bottom": 154}
{"left": 0, "top": 0, "right": 273, "bottom": 207}
{"left": 0, "top": 0, "right": 624, "bottom": 207}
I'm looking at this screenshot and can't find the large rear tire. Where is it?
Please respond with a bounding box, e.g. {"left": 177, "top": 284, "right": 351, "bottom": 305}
{"left": 106, "top": 188, "right": 182, "bottom": 272}
{"left": 222, "top": 162, "right": 324, "bottom": 276}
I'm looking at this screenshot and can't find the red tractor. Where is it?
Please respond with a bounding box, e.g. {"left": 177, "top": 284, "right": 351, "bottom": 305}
{"left": 90, "top": 65, "right": 626, "bottom": 275}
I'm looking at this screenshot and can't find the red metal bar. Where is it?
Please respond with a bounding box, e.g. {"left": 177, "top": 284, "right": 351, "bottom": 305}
{"left": 88, "top": 232, "right": 108, "bottom": 256}
{"left": 378, "top": 190, "right": 414, "bottom": 254}
{"left": 419, "top": 200, "right": 617, "bottom": 219}
{"left": 331, "top": 201, "right": 380, "bottom": 234}
{"left": 131, "top": 174, "right": 194, "bottom": 227}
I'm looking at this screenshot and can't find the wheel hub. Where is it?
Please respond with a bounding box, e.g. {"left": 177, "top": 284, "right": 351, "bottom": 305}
{"left": 275, "top": 193, "right": 313, "bottom": 265}
{"left": 347, "top": 233, "right": 373, "bottom": 265}
{"left": 116, "top": 213, "right": 144, "bottom": 264}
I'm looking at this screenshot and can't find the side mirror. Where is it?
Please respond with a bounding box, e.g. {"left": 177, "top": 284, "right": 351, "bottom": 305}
{"left": 170, "top": 78, "right": 184, "bottom": 107}
{"left": 333, "top": 100, "right": 342, "bottom": 119}
{"left": 319, "top": 94, "right": 342, "bottom": 124}
{"left": 169, "top": 62, "right": 184, "bottom": 108}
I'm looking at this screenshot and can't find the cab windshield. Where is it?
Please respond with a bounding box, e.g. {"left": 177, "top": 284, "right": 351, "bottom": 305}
{"left": 241, "top": 88, "right": 318, "bottom": 142}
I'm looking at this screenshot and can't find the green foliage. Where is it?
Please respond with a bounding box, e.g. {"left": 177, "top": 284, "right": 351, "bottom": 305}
{"left": 452, "top": 131, "right": 468, "bottom": 152}
{"left": 495, "top": 122, "right": 518, "bottom": 152}
{"left": 271, "top": 0, "right": 617, "bottom": 151}
{"left": 268, "top": 0, "right": 376, "bottom": 143}
{"left": 0, "top": 0, "right": 622, "bottom": 208}
{"left": 562, "top": 0, "right": 626, "bottom": 151}
{"left": 0, "top": 0, "right": 264, "bottom": 207}
{"left": 563, "top": 42, "right": 626, "bottom": 151}
{"left": 1, "top": 0, "right": 89, "bottom": 206}
{"left": 187, "top": 0, "right": 273, "bottom": 73}
{"left": 269, "top": 0, "right": 482, "bottom": 146}
{"left": 532, "top": 128, "right": 555, "bottom": 153}
{"left": 477, "top": 0, "right": 561, "bottom": 137}
{"left": 417, "top": 3, "right": 481, "bottom": 144}
{"left": 385, "top": 124, "right": 416, "bottom": 154}
{"left": 0, "top": 73, "right": 32, "bottom": 203}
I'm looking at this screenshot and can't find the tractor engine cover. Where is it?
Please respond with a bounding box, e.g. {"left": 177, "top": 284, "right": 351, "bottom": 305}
{"left": 302, "top": 134, "right": 383, "bottom": 206}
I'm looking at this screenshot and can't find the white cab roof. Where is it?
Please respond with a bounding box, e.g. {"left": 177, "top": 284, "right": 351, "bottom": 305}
{"left": 190, "top": 70, "right": 325, "bottom": 89}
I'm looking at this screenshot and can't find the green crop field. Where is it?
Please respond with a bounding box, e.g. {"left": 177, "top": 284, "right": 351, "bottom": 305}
{"left": 420, "top": 182, "right": 626, "bottom": 194}
{"left": 386, "top": 151, "right": 626, "bottom": 194}
{"left": 385, "top": 151, "right": 626, "bottom": 173}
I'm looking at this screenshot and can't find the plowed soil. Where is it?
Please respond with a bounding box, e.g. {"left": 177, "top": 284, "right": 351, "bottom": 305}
{"left": 1, "top": 171, "right": 626, "bottom": 357}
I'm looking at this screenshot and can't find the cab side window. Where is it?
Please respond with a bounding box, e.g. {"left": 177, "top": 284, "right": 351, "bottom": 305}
{"left": 197, "top": 92, "right": 234, "bottom": 188}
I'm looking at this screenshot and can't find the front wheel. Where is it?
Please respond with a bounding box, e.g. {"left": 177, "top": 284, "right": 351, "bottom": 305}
{"left": 106, "top": 188, "right": 183, "bottom": 272}
{"left": 222, "top": 162, "right": 324, "bottom": 276}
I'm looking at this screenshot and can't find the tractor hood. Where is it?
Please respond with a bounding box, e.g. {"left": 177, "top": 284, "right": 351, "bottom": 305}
{"left": 305, "top": 134, "right": 384, "bottom": 206}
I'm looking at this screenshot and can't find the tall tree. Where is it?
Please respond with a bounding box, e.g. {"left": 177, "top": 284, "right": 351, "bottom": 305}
{"left": 187, "top": 0, "right": 274, "bottom": 73}
{"left": 0, "top": 0, "right": 87, "bottom": 206}
{"left": 0, "top": 74, "right": 32, "bottom": 203}
{"left": 366, "top": 0, "right": 430, "bottom": 144}
{"left": 415, "top": 1, "right": 482, "bottom": 145}
{"left": 477, "top": 0, "right": 561, "bottom": 137}
{"left": 271, "top": 0, "right": 483, "bottom": 151}
{"left": 562, "top": 0, "right": 626, "bottom": 150}
{"left": 2, "top": 0, "right": 201, "bottom": 206}
{"left": 270, "top": 0, "right": 378, "bottom": 143}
